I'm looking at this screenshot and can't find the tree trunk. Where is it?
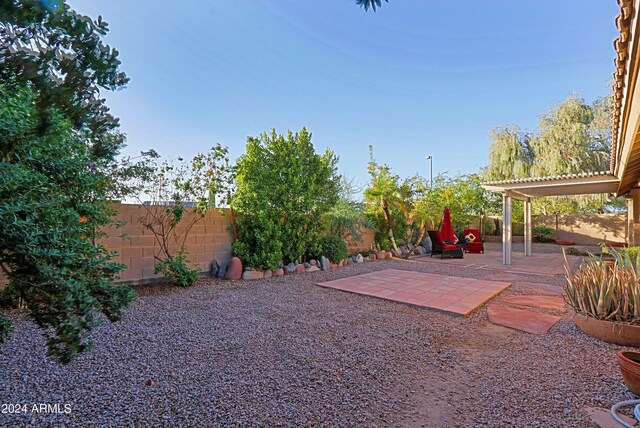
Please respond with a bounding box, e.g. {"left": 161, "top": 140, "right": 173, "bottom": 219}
{"left": 413, "top": 222, "right": 426, "bottom": 249}
{"left": 382, "top": 199, "right": 401, "bottom": 257}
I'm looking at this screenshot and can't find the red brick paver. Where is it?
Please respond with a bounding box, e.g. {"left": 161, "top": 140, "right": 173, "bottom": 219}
{"left": 502, "top": 295, "right": 566, "bottom": 311}
{"left": 487, "top": 304, "right": 561, "bottom": 335}
{"left": 316, "top": 269, "right": 510, "bottom": 316}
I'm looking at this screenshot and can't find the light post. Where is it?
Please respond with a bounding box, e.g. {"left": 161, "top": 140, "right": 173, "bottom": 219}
{"left": 425, "top": 155, "right": 433, "bottom": 188}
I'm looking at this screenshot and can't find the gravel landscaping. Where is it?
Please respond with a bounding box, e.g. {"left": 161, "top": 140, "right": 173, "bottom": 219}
{"left": 0, "top": 244, "right": 634, "bottom": 427}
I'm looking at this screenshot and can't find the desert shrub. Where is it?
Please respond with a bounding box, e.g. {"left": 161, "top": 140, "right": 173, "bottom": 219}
{"left": 316, "top": 235, "right": 348, "bottom": 263}
{"left": 154, "top": 249, "right": 200, "bottom": 287}
{"left": 565, "top": 247, "right": 587, "bottom": 256}
{"left": 232, "top": 128, "right": 340, "bottom": 266}
{"left": 564, "top": 248, "right": 640, "bottom": 323}
{"left": 512, "top": 222, "right": 525, "bottom": 236}
{"left": 533, "top": 225, "right": 554, "bottom": 242}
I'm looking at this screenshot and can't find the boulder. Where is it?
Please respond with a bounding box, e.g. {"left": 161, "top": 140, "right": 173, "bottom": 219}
{"left": 285, "top": 262, "right": 296, "bottom": 274}
{"left": 303, "top": 262, "right": 311, "bottom": 269}
{"left": 306, "top": 265, "right": 320, "bottom": 273}
{"left": 295, "top": 264, "right": 306, "bottom": 273}
{"left": 422, "top": 237, "right": 432, "bottom": 253}
{"left": 263, "top": 270, "right": 273, "bottom": 279}
{"left": 370, "top": 254, "right": 377, "bottom": 261}
{"left": 347, "top": 257, "right": 354, "bottom": 265}
{"left": 386, "top": 251, "right": 393, "bottom": 260}
{"left": 210, "top": 260, "right": 220, "bottom": 277}
{"left": 225, "top": 257, "right": 242, "bottom": 280}
{"left": 310, "top": 259, "right": 317, "bottom": 266}
{"left": 217, "top": 264, "right": 227, "bottom": 279}
{"left": 242, "top": 269, "right": 263, "bottom": 280}
{"left": 330, "top": 262, "right": 338, "bottom": 269}
{"left": 340, "top": 259, "right": 347, "bottom": 267}
{"left": 407, "top": 243, "right": 414, "bottom": 251}
{"left": 320, "top": 256, "right": 331, "bottom": 271}
{"left": 272, "top": 269, "right": 284, "bottom": 277}
{"left": 417, "top": 245, "right": 427, "bottom": 255}
{"left": 376, "top": 250, "right": 386, "bottom": 260}
{"left": 355, "top": 254, "right": 364, "bottom": 263}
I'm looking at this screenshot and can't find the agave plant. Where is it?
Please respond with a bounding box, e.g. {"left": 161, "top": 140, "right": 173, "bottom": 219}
{"left": 563, "top": 247, "right": 640, "bottom": 324}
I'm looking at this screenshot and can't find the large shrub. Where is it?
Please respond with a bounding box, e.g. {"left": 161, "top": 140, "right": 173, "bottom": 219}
{"left": 0, "top": 2, "right": 136, "bottom": 362}
{"left": 533, "top": 225, "right": 554, "bottom": 242}
{"left": 315, "top": 235, "right": 348, "bottom": 263}
{"left": 232, "top": 128, "right": 340, "bottom": 268}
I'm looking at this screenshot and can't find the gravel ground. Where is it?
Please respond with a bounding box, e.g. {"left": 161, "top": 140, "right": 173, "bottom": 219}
{"left": 0, "top": 244, "right": 634, "bottom": 427}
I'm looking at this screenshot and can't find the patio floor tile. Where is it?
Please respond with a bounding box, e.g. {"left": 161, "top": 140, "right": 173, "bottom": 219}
{"left": 502, "top": 295, "right": 566, "bottom": 311}
{"left": 487, "top": 304, "right": 561, "bottom": 334}
{"left": 317, "top": 269, "right": 511, "bottom": 316}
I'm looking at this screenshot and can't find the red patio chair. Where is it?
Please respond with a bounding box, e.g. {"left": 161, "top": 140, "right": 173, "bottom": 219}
{"left": 427, "top": 230, "right": 464, "bottom": 259}
{"left": 463, "top": 228, "right": 484, "bottom": 254}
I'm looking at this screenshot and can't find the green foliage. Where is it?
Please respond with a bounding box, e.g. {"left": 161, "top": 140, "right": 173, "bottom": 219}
{"left": 355, "top": 0, "right": 388, "bottom": 11}
{"left": 483, "top": 94, "right": 622, "bottom": 215}
{"left": 565, "top": 247, "right": 588, "bottom": 256}
{"left": 324, "top": 177, "right": 374, "bottom": 242}
{"left": 154, "top": 248, "right": 199, "bottom": 287}
{"left": 232, "top": 128, "right": 340, "bottom": 268}
{"left": 315, "top": 235, "right": 348, "bottom": 263}
{"left": 0, "top": 3, "right": 139, "bottom": 363}
{"left": 232, "top": 217, "right": 282, "bottom": 271}
{"left": 129, "top": 146, "right": 233, "bottom": 285}
{"left": 532, "top": 226, "right": 554, "bottom": 242}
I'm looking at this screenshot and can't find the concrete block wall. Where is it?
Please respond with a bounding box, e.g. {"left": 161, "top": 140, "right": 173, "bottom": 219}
{"left": 101, "top": 204, "right": 234, "bottom": 283}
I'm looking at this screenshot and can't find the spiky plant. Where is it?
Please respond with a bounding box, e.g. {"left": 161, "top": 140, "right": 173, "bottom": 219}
{"left": 563, "top": 247, "right": 640, "bottom": 323}
{"left": 355, "top": 0, "right": 388, "bottom": 12}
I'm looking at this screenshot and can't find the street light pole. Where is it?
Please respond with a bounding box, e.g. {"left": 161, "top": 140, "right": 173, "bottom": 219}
{"left": 425, "top": 155, "right": 433, "bottom": 188}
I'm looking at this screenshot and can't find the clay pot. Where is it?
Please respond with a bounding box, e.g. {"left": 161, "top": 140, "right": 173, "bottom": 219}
{"left": 617, "top": 350, "right": 640, "bottom": 396}
{"left": 574, "top": 313, "right": 640, "bottom": 347}
{"left": 555, "top": 239, "right": 575, "bottom": 246}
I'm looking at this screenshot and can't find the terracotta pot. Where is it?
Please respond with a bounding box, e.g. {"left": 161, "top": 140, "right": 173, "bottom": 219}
{"left": 574, "top": 313, "right": 640, "bottom": 347}
{"left": 617, "top": 350, "right": 640, "bottom": 396}
{"left": 555, "top": 239, "right": 575, "bottom": 246}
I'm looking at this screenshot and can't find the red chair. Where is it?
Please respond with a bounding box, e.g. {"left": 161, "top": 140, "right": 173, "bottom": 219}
{"left": 427, "top": 230, "right": 464, "bottom": 259}
{"left": 463, "top": 229, "right": 484, "bottom": 254}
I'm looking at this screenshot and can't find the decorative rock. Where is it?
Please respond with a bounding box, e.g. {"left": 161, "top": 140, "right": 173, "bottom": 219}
{"left": 423, "top": 237, "right": 432, "bottom": 253}
{"left": 272, "top": 269, "right": 284, "bottom": 277}
{"left": 242, "top": 269, "right": 263, "bottom": 280}
{"left": 330, "top": 262, "right": 338, "bottom": 269}
{"left": 306, "top": 266, "right": 320, "bottom": 273}
{"left": 355, "top": 254, "right": 364, "bottom": 263}
{"left": 303, "top": 262, "right": 311, "bottom": 269}
{"left": 390, "top": 249, "right": 398, "bottom": 257}
{"left": 295, "top": 264, "right": 306, "bottom": 273}
{"left": 285, "top": 262, "right": 296, "bottom": 274}
{"left": 217, "top": 264, "right": 227, "bottom": 279}
{"left": 263, "top": 270, "right": 273, "bottom": 279}
{"left": 279, "top": 261, "right": 284, "bottom": 268}
{"left": 370, "top": 254, "right": 377, "bottom": 261}
{"left": 347, "top": 257, "right": 354, "bottom": 265}
{"left": 376, "top": 251, "right": 386, "bottom": 260}
{"left": 210, "top": 260, "right": 220, "bottom": 277}
{"left": 407, "top": 243, "right": 414, "bottom": 251}
{"left": 310, "top": 260, "right": 317, "bottom": 266}
{"left": 320, "top": 256, "right": 331, "bottom": 271}
{"left": 416, "top": 246, "right": 427, "bottom": 255}
{"left": 340, "top": 259, "right": 347, "bottom": 267}
{"left": 225, "top": 257, "right": 242, "bottom": 280}
{"left": 385, "top": 251, "right": 392, "bottom": 260}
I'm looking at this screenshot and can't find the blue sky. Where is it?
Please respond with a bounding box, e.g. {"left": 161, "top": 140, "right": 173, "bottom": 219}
{"left": 69, "top": 0, "right": 619, "bottom": 189}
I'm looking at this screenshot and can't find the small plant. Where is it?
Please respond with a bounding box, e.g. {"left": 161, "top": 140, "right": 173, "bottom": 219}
{"left": 154, "top": 248, "right": 200, "bottom": 287}
{"left": 533, "top": 225, "right": 554, "bottom": 242}
{"left": 315, "top": 235, "right": 348, "bottom": 263}
{"left": 563, "top": 247, "right": 640, "bottom": 323}
{"left": 565, "top": 247, "right": 587, "bottom": 256}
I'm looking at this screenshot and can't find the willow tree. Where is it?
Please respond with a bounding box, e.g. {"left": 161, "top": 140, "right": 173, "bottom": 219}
{"left": 483, "top": 125, "right": 532, "bottom": 181}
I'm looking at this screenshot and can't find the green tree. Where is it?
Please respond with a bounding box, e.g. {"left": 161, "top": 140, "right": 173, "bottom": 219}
{"left": 355, "top": 0, "right": 388, "bottom": 11}
{"left": 0, "top": 1, "right": 136, "bottom": 363}
{"left": 232, "top": 128, "right": 340, "bottom": 268}
{"left": 364, "top": 146, "right": 410, "bottom": 255}
{"left": 323, "top": 176, "right": 374, "bottom": 242}
{"left": 484, "top": 125, "right": 532, "bottom": 181}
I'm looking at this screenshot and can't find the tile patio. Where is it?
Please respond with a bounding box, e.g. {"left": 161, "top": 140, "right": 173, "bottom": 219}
{"left": 316, "top": 268, "right": 510, "bottom": 316}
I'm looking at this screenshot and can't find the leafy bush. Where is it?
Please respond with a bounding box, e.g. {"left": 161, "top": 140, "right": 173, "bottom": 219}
{"left": 565, "top": 247, "right": 588, "bottom": 256}
{"left": 232, "top": 217, "right": 282, "bottom": 270}
{"left": 512, "top": 222, "right": 524, "bottom": 236}
{"left": 315, "top": 235, "right": 348, "bottom": 263}
{"left": 0, "top": 2, "right": 142, "bottom": 363}
{"left": 153, "top": 248, "right": 200, "bottom": 287}
{"left": 563, "top": 248, "right": 640, "bottom": 323}
{"left": 533, "top": 225, "right": 554, "bottom": 242}
{"left": 232, "top": 128, "right": 340, "bottom": 267}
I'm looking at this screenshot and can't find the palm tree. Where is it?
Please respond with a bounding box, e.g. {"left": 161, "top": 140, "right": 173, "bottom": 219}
{"left": 355, "top": 0, "right": 388, "bottom": 12}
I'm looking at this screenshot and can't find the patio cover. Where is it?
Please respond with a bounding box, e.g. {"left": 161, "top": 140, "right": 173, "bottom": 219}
{"left": 482, "top": 171, "right": 620, "bottom": 265}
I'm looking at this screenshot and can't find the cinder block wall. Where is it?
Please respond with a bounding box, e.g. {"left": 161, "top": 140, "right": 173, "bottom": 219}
{"left": 534, "top": 213, "right": 626, "bottom": 245}
{"left": 103, "top": 204, "right": 234, "bottom": 283}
